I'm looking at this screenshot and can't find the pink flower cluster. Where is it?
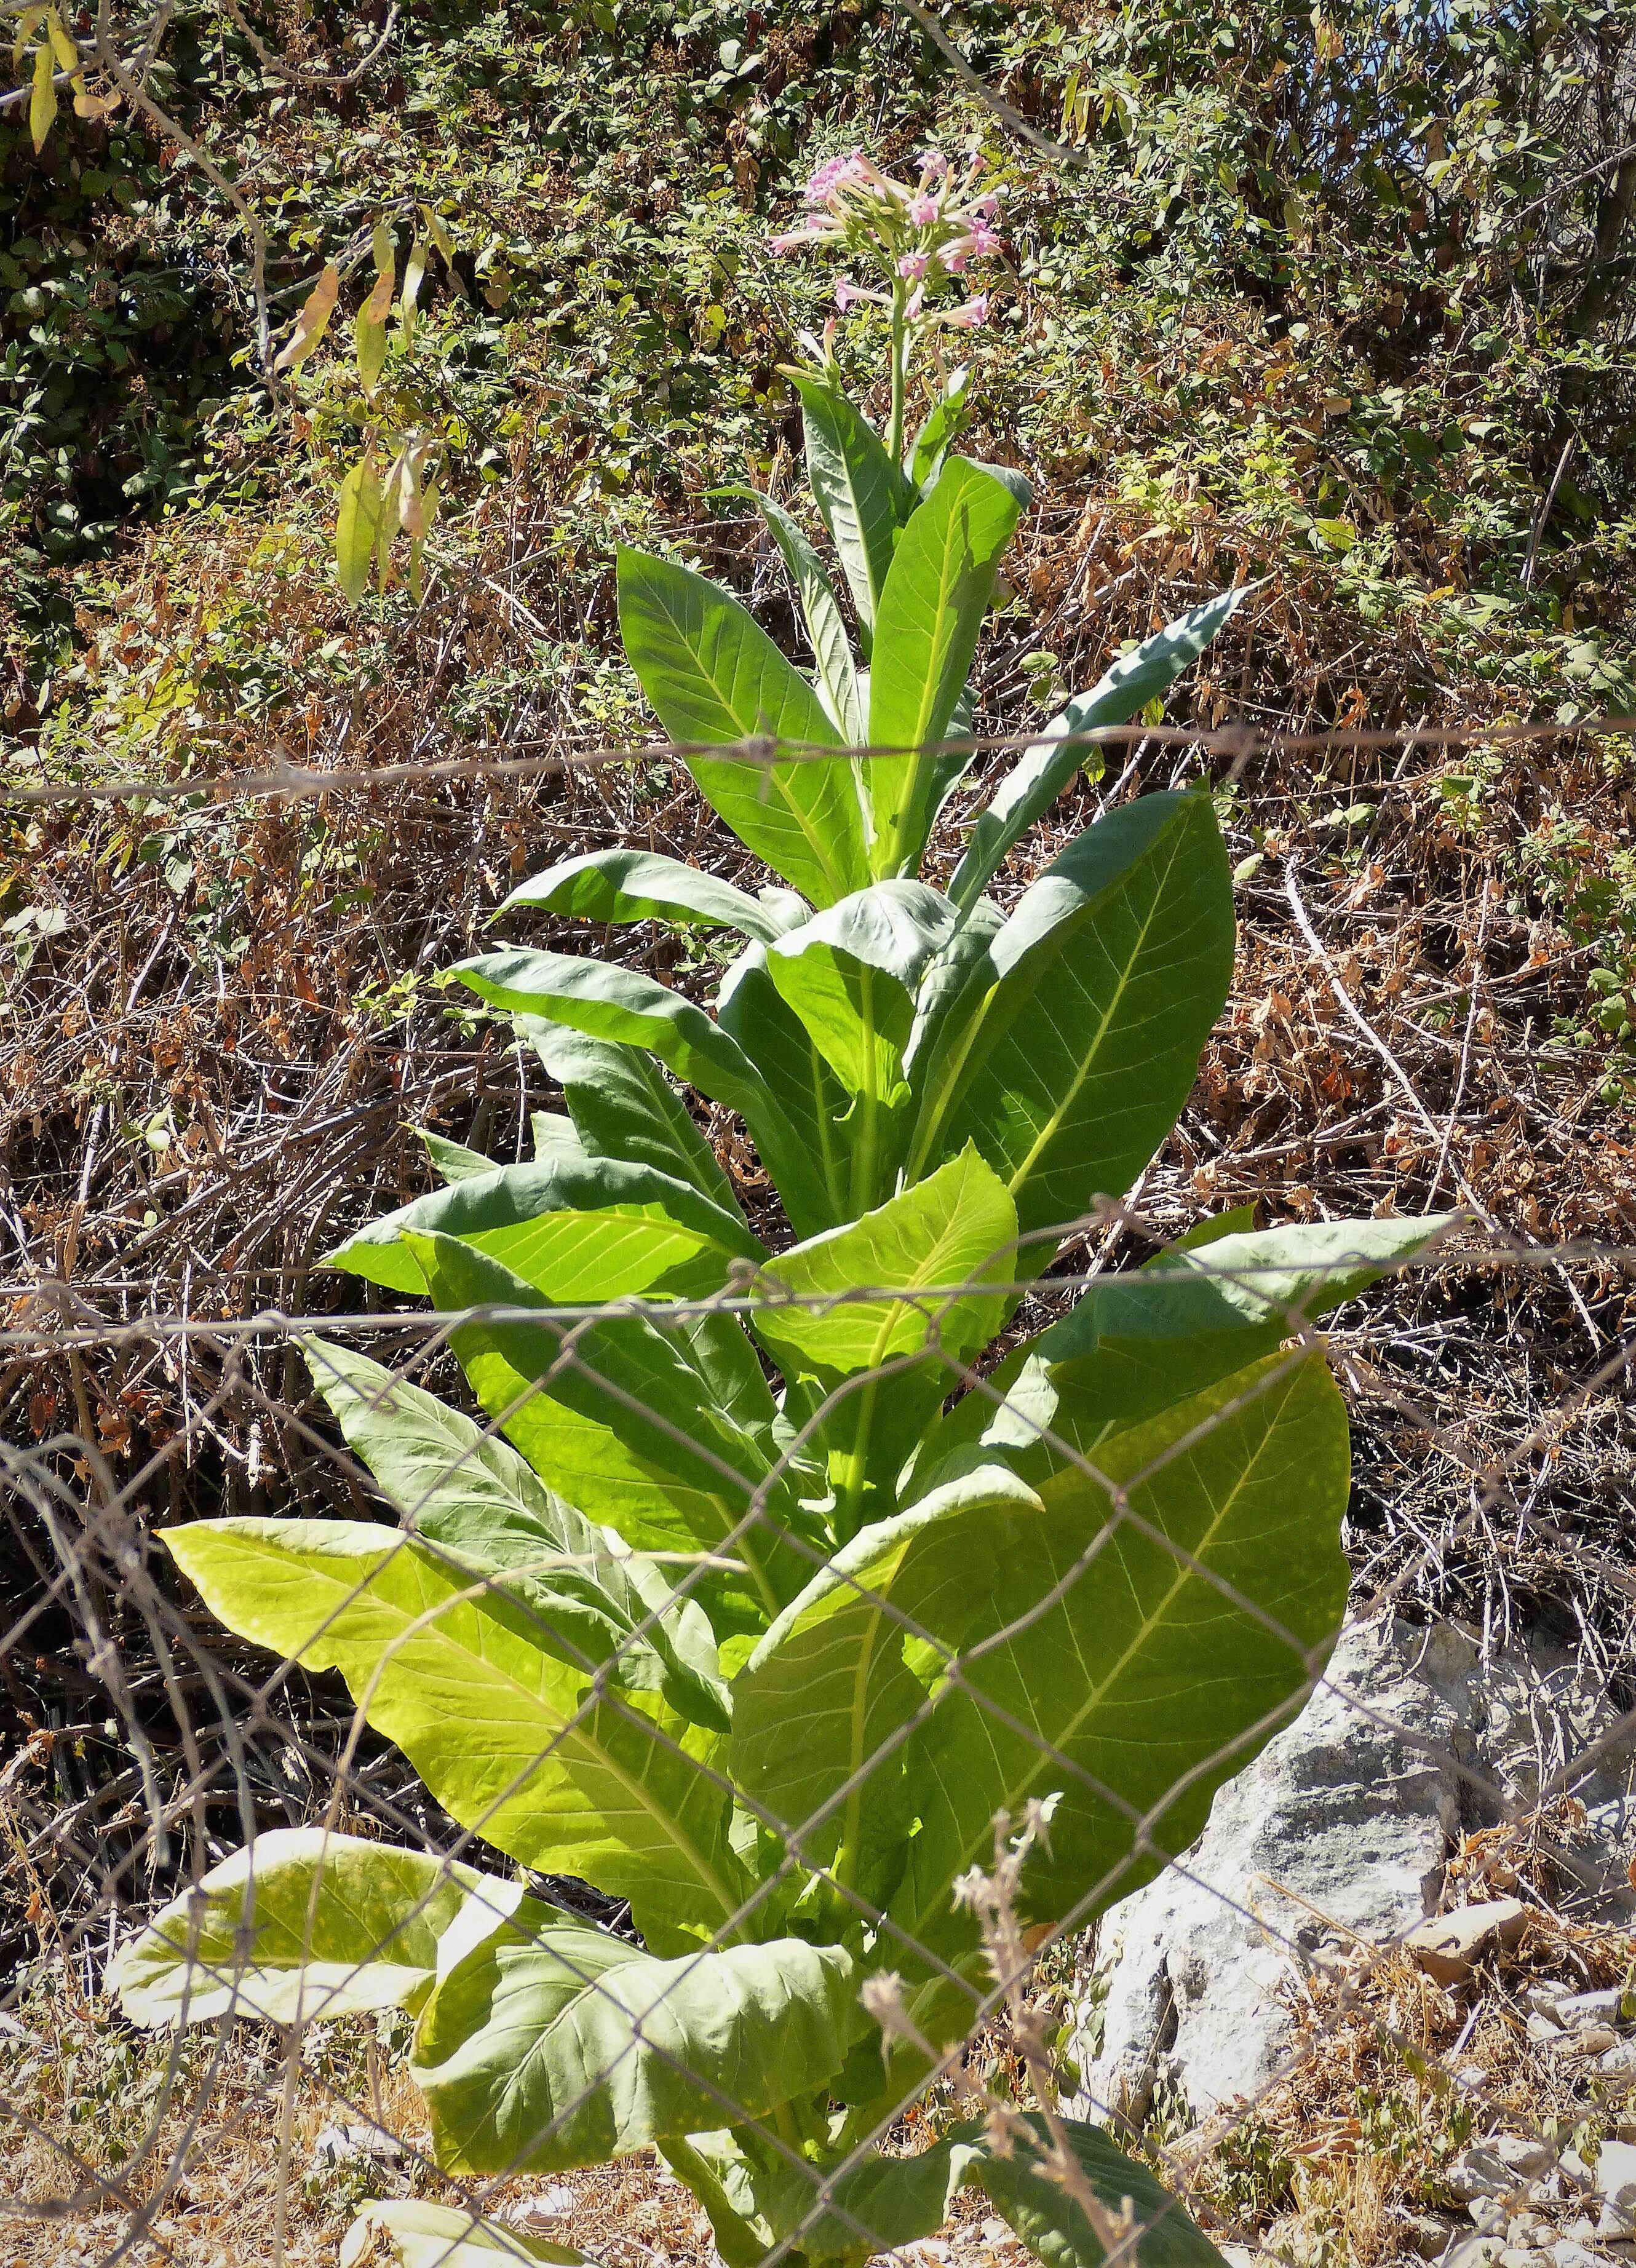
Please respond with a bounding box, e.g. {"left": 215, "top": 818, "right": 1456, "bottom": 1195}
{"left": 767, "top": 146, "right": 1003, "bottom": 330}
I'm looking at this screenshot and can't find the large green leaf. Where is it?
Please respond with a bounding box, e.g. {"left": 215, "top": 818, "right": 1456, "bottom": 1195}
{"left": 303, "top": 1336, "right": 730, "bottom": 1732}
{"left": 112, "top": 1829, "right": 517, "bottom": 2027}
{"left": 341, "top": 2201, "right": 586, "bottom": 2268}
{"left": 919, "top": 1213, "right": 1458, "bottom": 1491}
{"left": 455, "top": 948, "right": 772, "bottom": 1123}
{"left": 678, "top": 2115, "right": 1222, "bottom": 2267}
{"left": 948, "top": 586, "right": 1255, "bottom": 917}
{"left": 717, "top": 944, "right": 853, "bottom": 1236}
{"left": 408, "top": 1232, "right": 811, "bottom": 1631}
{"left": 749, "top": 1148, "right": 1017, "bottom": 1381}
{"left": 789, "top": 372, "right": 909, "bottom": 641}
{"left": 519, "top": 1020, "right": 745, "bottom": 1221}
{"left": 731, "top": 1462, "right": 1039, "bottom": 1906}
{"left": 616, "top": 546, "right": 870, "bottom": 906}
{"left": 866, "top": 460, "right": 1022, "bottom": 876}
{"left": 766, "top": 883, "right": 958, "bottom": 1116}
{"left": 907, "top": 363, "right": 972, "bottom": 489}
{"left": 322, "top": 1146, "right": 759, "bottom": 1299}
{"left": 886, "top": 1347, "right": 1351, "bottom": 1962}
{"left": 750, "top": 1149, "right": 1020, "bottom": 1539}
{"left": 163, "top": 1519, "right": 745, "bottom": 1953}
{"left": 413, "top": 1902, "right": 861, "bottom": 2172}
{"left": 714, "top": 486, "right": 866, "bottom": 743}
{"left": 498, "top": 847, "right": 793, "bottom": 943}
{"left": 458, "top": 950, "right": 824, "bottom": 1230}
{"left": 908, "top": 794, "right": 1234, "bottom": 1247}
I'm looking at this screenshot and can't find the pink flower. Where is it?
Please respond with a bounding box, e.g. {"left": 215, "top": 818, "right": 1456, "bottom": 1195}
{"left": 835, "top": 278, "right": 883, "bottom": 310}
{"left": 966, "top": 224, "right": 1003, "bottom": 258}
{"left": 944, "top": 244, "right": 969, "bottom": 274}
{"left": 804, "top": 149, "right": 867, "bottom": 207}
{"left": 942, "top": 293, "right": 990, "bottom": 328}
{"left": 905, "top": 285, "right": 926, "bottom": 320}
{"left": 908, "top": 192, "right": 940, "bottom": 228}
{"left": 768, "top": 229, "right": 812, "bottom": 255}
{"left": 968, "top": 191, "right": 1001, "bottom": 220}
{"left": 918, "top": 149, "right": 950, "bottom": 181}
{"left": 898, "top": 252, "right": 930, "bottom": 281}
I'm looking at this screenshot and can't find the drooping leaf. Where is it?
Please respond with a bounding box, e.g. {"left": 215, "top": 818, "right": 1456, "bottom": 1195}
{"left": 355, "top": 263, "right": 394, "bottom": 394}
{"left": 713, "top": 486, "right": 867, "bottom": 743}
{"left": 788, "top": 371, "right": 911, "bottom": 641}
{"left": 908, "top": 793, "right": 1234, "bottom": 1247}
{"left": 518, "top": 1020, "right": 744, "bottom": 1220}
{"left": 866, "top": 461, "right": 1022, "bottom": 876}
{"left": 414, "top": 1903, "right": 862, "bottom": 2173}
{"left": 454, "top": 947, "right": 774, "bottom": 1124}
{"left": 336, "top": 452, "right": 387, "bottom": 605}
{"left": 887, "top": 1348, "right": 1351, "bottom": 1962}
{"left": 111, "top": 1829, "right": 518, "bottom": 2028}
{"left": 681, "top": 2113, "right": 1221, "bottom": 2267}
{"left": 341, "top": 2201, "right": 587, "bottom": 2268}
{"left": 455, "top": 949, "right": 823, "bottom": 1240}
{"left": 498, "top": 848, "right": 793, "bottom": 943}
{"left": 28, "top": 33, "right": 57, "bottom": 152}
{"left": 302, "top": 1336, "right": 730, "bottom": 1731}
{"left": 274, "top": 262, "right": 340, "bottom": 375}
{"left": 162, "top": 1518, "right": 745, "bottom": 1953}
{"left": 321, "top": 1146, "right": 758, "bottom": 1298}
{"left": 420, "top": 1129, "right": 499, "bottom": 1183}
{"left": 616, "top": 547, "right": 869, "bottom": 906}
{"left": 948, "top": 585, "right": 1255, "bottom": 916}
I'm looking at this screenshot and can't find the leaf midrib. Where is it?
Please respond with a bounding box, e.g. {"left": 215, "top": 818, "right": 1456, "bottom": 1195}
{"left": 226, "top": 1537, "right": 744, "bottom": 1930}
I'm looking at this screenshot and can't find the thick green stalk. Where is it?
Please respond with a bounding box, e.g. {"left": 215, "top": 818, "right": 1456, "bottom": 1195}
{"left": 887, "top": 282, "right": 908, "bottom": 467}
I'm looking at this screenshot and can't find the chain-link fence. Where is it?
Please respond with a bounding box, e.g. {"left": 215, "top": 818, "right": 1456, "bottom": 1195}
{"left": 6, "top": 1219, "right": 1635, "bottom": 2268}
{"left": 7, "top": 713, "right": 1636, "bottom": 2268}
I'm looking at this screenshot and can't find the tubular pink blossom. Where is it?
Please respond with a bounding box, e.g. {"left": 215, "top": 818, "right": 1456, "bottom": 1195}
{"left": 966, "top": 224, "right": 1003, "bottom": 258}
{"left": 908, "top": 192, "right": 940, "bottom": 228}
{"left": 968, "top": 191, "right": 1001, "bottom": 220}
{"left": 898, "top": 252, "right": 930, "bottom": 281}
{"left": 942, "top": 293, "right": 990, "bottom": 328}
{"left": 835, "top": 279, "right": 885, "bottom": 311}
{"left": 918, "top": 149, "right": 950, "bottom": 181}
{"left": 804, "top": 149, "right": 866, "bottom": 207}
{"left": 905, "top": 284, "right": 926, "bottom": 320}
{"left": 768, "top": 230, "right": 814, "bottom": 255}
{"left": 944, "top": 243, "right": 970, "bottom": 274}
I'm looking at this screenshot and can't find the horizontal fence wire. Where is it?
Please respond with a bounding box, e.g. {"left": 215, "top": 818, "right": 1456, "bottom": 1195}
{"left": 11, "top": 710, "right": 1636, "bottom": 811}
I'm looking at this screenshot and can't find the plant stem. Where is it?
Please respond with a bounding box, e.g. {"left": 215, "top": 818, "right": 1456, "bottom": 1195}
{"left": 888, "top": 282, "right": 908, "bottom": 466}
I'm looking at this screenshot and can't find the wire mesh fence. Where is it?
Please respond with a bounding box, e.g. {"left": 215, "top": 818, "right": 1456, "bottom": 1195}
{"left": 6, "top": 1215, "right": 1635, "bottom": 2268}
{"left": 8, "top": 710, "right": 1636, "bottom": 2268}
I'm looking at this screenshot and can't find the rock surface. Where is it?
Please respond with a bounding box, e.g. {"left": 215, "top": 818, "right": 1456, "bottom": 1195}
{"left": 1070, "top": 1614, "right": 1636, "bottom": 2127}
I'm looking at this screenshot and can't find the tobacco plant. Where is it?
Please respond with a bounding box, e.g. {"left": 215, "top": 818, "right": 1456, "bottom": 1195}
{"left": 116, "top": 154, "right": 1450, "bottom": 2268}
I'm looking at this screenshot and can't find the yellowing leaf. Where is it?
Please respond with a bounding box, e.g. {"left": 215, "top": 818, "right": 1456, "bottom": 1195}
{"left": 30, "top": 36, "right": 58, "bottom": 153}
{"left": 371, "top": 218, "right": 395, "bottom": 279}
{"left": 12, "top": 8, "right": 45, "bottom": 69}
{"left": 45, "top": 10, "right": 79, "bottom": 72}
{"left": 274, "top": 263, "right": 340, "bottom": 375}
{"left": 421, "top": 205, "right": 456, "bottom": 268}
{"left": 355, "top": 267, "right": 394, "bottom": 394}
{"left": 336, "top": 453, "right": 386, "bottom": 605}
{"left": 399, "top": 238, "right": 427, "bottom": 347}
